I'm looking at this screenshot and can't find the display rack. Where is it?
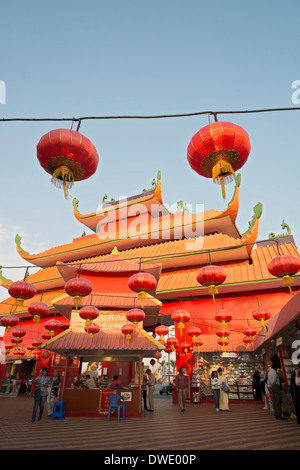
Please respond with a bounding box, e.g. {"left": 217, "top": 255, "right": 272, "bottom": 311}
{"left": 228, "top": 384, "right": 254, "bottom": 400}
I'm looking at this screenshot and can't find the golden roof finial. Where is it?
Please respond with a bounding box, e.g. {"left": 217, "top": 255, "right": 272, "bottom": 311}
{"left": 111, "top": 246, "right": 119, "bottom": 256}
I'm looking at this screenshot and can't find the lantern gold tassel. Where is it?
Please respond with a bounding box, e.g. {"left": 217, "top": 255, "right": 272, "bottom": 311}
{"left": 51, "top": 165, "right": 74, "bottom": 199}
{"left": 208, "top": 285, "right": 218, "bottom": 303}
{"left": 212, "top": 160, "right": 235, "bottom": 200}
{"left": 282, "top": 275, "right": 294, "bottom": 295}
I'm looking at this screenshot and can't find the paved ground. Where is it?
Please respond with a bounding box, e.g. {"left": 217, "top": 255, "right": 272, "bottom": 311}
{"left": 0, "top": 391, "right": 299, "bottom": 452}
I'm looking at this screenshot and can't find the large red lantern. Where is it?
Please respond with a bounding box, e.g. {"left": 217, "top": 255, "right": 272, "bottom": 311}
{"left": 166, "top": 337, "right": 179, "bottom": 351}
{"left": 8, "top": 281, "right": 37, "bottom": 312}
{"left": 128, "top": 273, "right": 157, "bottom": 307}
{"left": 217, "top": 338, "right": 229, "bottom": 350}
{"left": 84, "top": 322, "right": 100, "bottom": 341}
{"left": 165, "top": 346, "right": 173, "bottom": 354}
{"left": 13, "top": 349, "right": 25, "bottom": 358}
{"left": 64, "top": 278, "right": 93, "bottom": 311}
{"left": 28, "top": 301, "right": 49, "bottom": 327}
{"left": 154, "top": 351, "right": 162, "bottom": 359}
{"left": 187, "top": 121, "right": 251, "bottom": 199}
{"left": 41, "top": 333, "right": 52, "bottom": 341}
{"left": 243, "top": 327, "right": 257, "bottom": 346}
{"left": 155, "top": 325, "right": 169, "bottom": 340}
{"left": 11, "top": 327, "right": 26, "bottom": 345}
{"left": 121, "top": 323, "right": 135, "bottom": 342}
{"left": 171, "top": 309, "right": 191, "bottom": 335}
{"left": 36, "top": 128, "right": 99, "bottom": 199}
{"left": 181, "top": 342, "right": 191, "bottom": 356}
{"left": 126, "top": 308, "right": 145, "bottom": 329}
{"left": 196, "top": 265, "right": 226, "bottom": 302}
{"left": 5, "top": 342, "right": 14, "bottom": 354}
{"left": 11, "top": 337, "right": 23, "bottom": 346}
{"left": 44, "top": 319, "right": 62, "bottom": 338}
{"left": 79, "top": 306, "right": 99, "bottom": 330}
{"left": 216, "top": 328, "right": 230, "bottom": 350}
{"left": 186, "top": 326, "right": 201, "bottom": 344}
{"left": 0, "top": 314, "right": 19, "bottom": 332}
{"left": 32, "top": 338, "right": 44, "bottom": 349}
{"left": 195, "top": 338, "right": 204, "bottom": 353}
{"left": 242, "top": 337, "right": 252, "bottom": 349}
{"left": 214, "top": 309, "right": 232, "bottom": 327}
{"left": 267, "top": 255, "right": 300, "bottom": 295}
{"left": 252, "top": 307, "right": 271, "bottom": 331}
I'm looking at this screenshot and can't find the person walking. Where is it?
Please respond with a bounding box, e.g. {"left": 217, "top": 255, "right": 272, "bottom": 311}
{"left": 217, "top": 367, "right": 231, "bottom": 411}
{"left": 47, "top": 370, "right": 61, "bottom": 417}
{"left": 146, "top": 368, "right": 155, "bottom": 411}
{"left": 211, "top": 370, "right": 220, "bottom": 412}
{"left": 175, "top": 368, "right": 189, "bottom": 412}
{"left": 294, "top": 365, "right": 300, "bottom": 425}
{"left": 267, "top": 363, "right": 286, "bottom": 420}
{"left": 30, "top": 367, "right": 52, "bottom": 422}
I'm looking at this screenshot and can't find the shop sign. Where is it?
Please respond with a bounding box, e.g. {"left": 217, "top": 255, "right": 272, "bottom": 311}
{"left": 220, "top": 352, "right": 238, "bottom": 358}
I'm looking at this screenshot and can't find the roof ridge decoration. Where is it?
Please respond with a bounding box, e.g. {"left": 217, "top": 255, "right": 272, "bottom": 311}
{"left": 269, "top": 220, "right": 292, "bottom": 239}
{"left": 15, "top": 234, "right": 29, "bottom": 255}
{"left": 242, "top": 202, "right": 263, "bottom": 238}
{"left": 0, "top": 265, "right": 12, "bottom": 288}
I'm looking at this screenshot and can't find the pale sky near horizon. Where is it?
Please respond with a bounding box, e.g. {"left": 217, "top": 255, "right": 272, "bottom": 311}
{"left": 1, "top": 0, "right": 300, "bottom": 310}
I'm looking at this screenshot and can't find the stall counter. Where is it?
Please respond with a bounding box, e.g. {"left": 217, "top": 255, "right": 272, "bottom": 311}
{"left": 62, "top": 387, "right": 142, "bottom": 418}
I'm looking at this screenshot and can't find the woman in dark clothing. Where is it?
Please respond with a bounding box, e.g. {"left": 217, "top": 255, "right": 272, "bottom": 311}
{"left": 252, "top": 370, "right": 262, "bottom": 401}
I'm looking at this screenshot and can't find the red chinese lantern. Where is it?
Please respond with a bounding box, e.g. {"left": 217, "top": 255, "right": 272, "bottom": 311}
{"left": 195, "top": 338, "right": 204, "bottom": 353}
{"left": 32, "top": 338, "right": 44, "bottom": 349}
{"left": 44, "top": 319, "right": 62, "bottom": 338}
{"left": 158, "top": 338, "right": 166, "bottom": 347}
{"left": 187, "top": 121, "right": 251, "bottom": 199}
{"left": 171, "top": 309, "right": 191, "bottom": 335}
{"left": 41, "top": 351, "right": 50, "bottom": 360}
{"left": 5, "top": 342, "right": 14, "bottom": 354}
{"left": 33, "top": 349, "right": 41, "bottom": 357}
{"left": 36, "top": 128, "right": 99, "bottom": 199}
{"left": 27, "top": 345, "right": 35, "bottom": 353}
{"left": 242, "top": 337, "right": 252, "bottom": 348}
{"left": 167, "top": 337, "right": 179, "bottom": 351}
{"left": 13, "top": 349, "right": 25, "bottom": 357}
{"left": 0, "top": 314, "right": 19, "bottom": 332}
{"left": 11, "top": 327, "right": 26, "bottom": 345}
{"left": 154, "top": 325, "right": 169, "bottom": 340}
{"left": 128, "top": 273, "right": 157, "bottom": 307}
{"left": 165, "top": 346, "right": 173, "bottom": 354}
{"left": 181, "top": 342, "right": 191, "bottom": 356}
{"left": 121, "top": 323, "right": 135, "bottom": 342}
{"left": 28, "top": 301, "right": 49, "bottom": 327}
{"left": 186, "top": 326, "right": 201, "bottom": 344}
{"left": 79, "top": 306, "right": 99, "bottom": 330}
{"left": 267, "top": 255, "right": 300, "bottom": 295}
{"left": 217, "top": 338, "right": 229, "bottom": 350}
{"left": 196, "top": 265, "right": 226, "bottom": 303}
{"left": 216, "top": 328, "right": 230, "bottom": 350}
{"left": 64, "top": 278, "right": 93, "bottom": 311}
{"left": 84, "top": 322, "right": 100, "bottom": 341}
{"left": 154, "top": 351, "right": 162, "bottom": 359}
{"left": 41, "top": 333, "right": 51, "bottom": 341}
{"left": 8, "top": 281, "right": 37, "bottom": 312}
{"left": 252, "top": 307, "right": 271, "bottom": 331}
{"left": 214, "top": 309, "right": 232, "bottom": 327}
{"left": 243, "top": 327, "right": 257, "bottom": 345}
{"left": 150, "top": 359, "right": 156, "bottom": 366}
{"left": 126, "top": 308, "right": 145, "bottom": 328}
{"left": 11, "top": 337, "right": 23, "bottom": 345}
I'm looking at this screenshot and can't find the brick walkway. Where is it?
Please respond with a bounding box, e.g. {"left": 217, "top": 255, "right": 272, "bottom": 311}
{"left": 0, "top": 394, "right": 299, "bottom": 450}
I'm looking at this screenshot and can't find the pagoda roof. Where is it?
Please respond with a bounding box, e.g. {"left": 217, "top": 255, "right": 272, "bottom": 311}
{"left": 0, "top": 290, "right": 67, "bottom": 320}
{"left": 156, "top": 242, "right": 300, "bottom": 299}
{"left": 72, "top": 174, "right": 241, "bottom": 232}
{"left": 41, "top": 327, "right": 164, "bottom": 361}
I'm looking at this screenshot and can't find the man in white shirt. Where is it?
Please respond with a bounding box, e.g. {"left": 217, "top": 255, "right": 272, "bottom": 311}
{"left": 267, "top": 364, "right": 286, "bottom": 420}
{"left": 146, "top": 369, "right": 155, "bottom": 411}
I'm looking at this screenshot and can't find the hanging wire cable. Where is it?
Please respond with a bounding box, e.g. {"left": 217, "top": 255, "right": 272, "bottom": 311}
{"left": 0, "top": 106, "right": 300, "bottom": 128}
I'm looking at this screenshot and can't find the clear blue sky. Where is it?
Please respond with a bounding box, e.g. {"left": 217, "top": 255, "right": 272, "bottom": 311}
{"left": 1, "top": 0, "right": 300, "bottom": 303}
